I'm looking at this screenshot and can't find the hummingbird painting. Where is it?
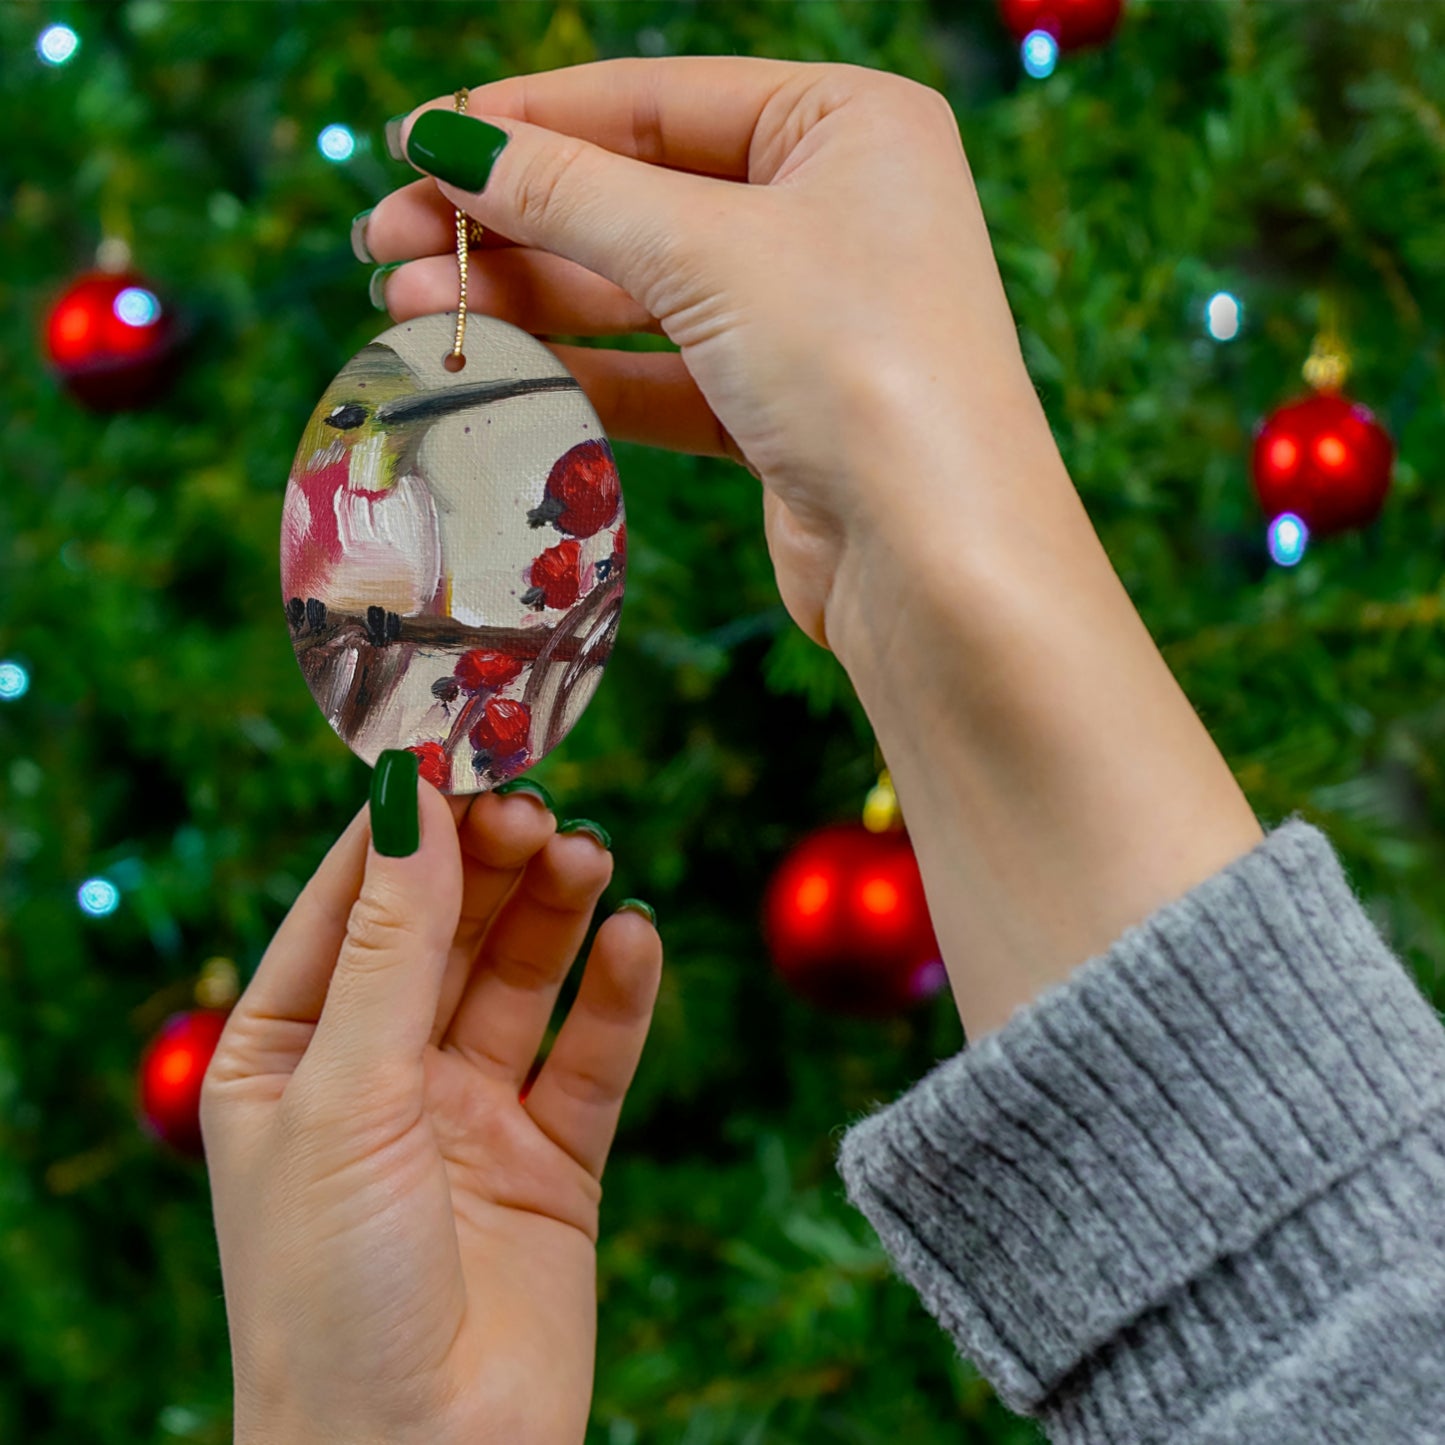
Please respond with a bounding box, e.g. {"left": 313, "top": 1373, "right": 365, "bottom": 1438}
{"left": 280, "top": 315, "right": 620, "bottom": 789}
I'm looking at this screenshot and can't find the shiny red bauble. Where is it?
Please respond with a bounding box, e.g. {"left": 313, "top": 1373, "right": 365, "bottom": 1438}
{"left": 137, "top": 1008, "right": 230, "bottom": 1157}
{"left": 1251, "top": 391, "right": 1394, "bottom": 538}
{"left": 44, "top": 270, "right": 180, "bottom": 410}
{"left": 998, "top": 0, "right": 1124, "bottom": 49}
{"left": 763, "top": 822, "right": 946, "bottom": 1017}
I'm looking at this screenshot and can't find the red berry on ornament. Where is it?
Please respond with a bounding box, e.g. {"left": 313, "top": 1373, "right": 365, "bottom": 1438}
{"left": 469, "top": 696, "right": 532, "bottom": 757}
{"left": 1251, "top": 391, "right": 1394, "bottom": 539}
{"left": 521, "top": 540, "right": 584, "bottom": 611}
{"left": 454, "top": 648, "right": 525, "bottom": 692}
{"left": 407, "top": 740, "right": 451, "bottom": 789}
{"left": 45, "top": 269, "right": 180, "bottom": 410}
{"left": 998, "top": 0, "right": 1124, "bottom": 49}
{"left": 763, "top": 822, "right": 946, "bottom": 1017}
{"left": 137, "top": 1008, "right": 230, "bottom": 1157}
{"left": 527, "top": 439, "right": 621, "bottom": 538}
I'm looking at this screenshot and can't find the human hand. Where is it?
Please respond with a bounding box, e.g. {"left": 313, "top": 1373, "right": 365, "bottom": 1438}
{"left": 359, "top": 56, "right": 1061, "bottom": 657}
{"left": 201, "top": 760, "right": 662, "bottom": 1445}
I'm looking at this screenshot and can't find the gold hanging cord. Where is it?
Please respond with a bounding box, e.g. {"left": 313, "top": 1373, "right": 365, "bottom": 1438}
{"left": 1302, "top": 293, "right": 1350, "bottom": 393}
{"left": 448, "top": 88, "right": 487, "bottom": 368}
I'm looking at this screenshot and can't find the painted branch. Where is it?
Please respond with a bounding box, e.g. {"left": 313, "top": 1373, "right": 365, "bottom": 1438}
{"left": 291, "top": 611, "right": 615, "bottom": 666}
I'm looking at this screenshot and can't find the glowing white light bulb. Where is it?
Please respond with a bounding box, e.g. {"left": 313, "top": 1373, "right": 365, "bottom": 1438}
{"left": 114, "top": 287, "right": 161, "bottom": 327}
{"left": 78, "top": 878, "right": 121, "bottom": 917}
{"left": 1267, "top": 512, "right": 1308, "bottom": 567}
{"left": 38, "top": 24, "right": 79, "bottom": 66}
{"left": 1206, "top": 291, "right": 1243, "bottom": 342}
{"left": 0, "top": 661, "right": 29, "bottom": 700}
{"left": 1022, "top": 30, "right": 1059, "bottom": 80}
{"left": 318, "top": 124, "right": 356, "bottom": 162}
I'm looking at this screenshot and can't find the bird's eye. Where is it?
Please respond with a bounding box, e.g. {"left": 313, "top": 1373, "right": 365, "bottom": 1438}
{"left": 324, "top": 403, "right": 369, "bottom": 430}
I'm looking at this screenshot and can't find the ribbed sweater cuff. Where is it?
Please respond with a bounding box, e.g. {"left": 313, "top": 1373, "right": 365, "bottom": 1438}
{"left": 835, "top": 815, "right": 1445, "bottom": 1428}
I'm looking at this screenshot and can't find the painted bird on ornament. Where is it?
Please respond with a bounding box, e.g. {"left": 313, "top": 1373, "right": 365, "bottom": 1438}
{"left": 281, "top": 340, "right": 582, "bottom": 747}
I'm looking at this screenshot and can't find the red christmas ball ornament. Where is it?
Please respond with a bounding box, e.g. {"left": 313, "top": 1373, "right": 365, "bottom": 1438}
{"left": 44, "top": 269, "right": 180, "bottom": 410}
{"left": 763, "top": 822, "right": 946, "bottom": 1017}
{"left": 137, "top": 1008, "right": 230, "bottom": 1157}
{"left": 1251, "top": 391, "right": 1394, "bottom": 538}
{"left": 998, "top": 0, "right": 1124, "bottom": 49}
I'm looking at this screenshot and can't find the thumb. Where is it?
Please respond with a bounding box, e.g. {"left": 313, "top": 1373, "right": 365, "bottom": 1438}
{"left": 301, "top": 750, "right": 463, "bottom": 1089}
{"left": 396, "top": 105, "right": 743, "bottom": 317}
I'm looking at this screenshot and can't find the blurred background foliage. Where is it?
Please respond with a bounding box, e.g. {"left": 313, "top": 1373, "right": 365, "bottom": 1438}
{"left": 2, "top": 1, "right": 1443, "bottom": 1442}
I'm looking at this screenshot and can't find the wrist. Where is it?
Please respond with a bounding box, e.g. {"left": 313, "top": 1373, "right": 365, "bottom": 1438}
{"left": 823, "top": 361, "right": 1078, "bottom": 671}
{"left": 823, "top": 404, "right": 1262, "bottom": 1039}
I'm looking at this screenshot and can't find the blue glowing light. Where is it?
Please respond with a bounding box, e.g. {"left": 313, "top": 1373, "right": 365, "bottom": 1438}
{"left": 114, "top": 287, "right": 162, "bottom": 328}
{"left": 318, "top": 124, "right": 356, "bottom": 162}
{"left": 1022, "top": 30, "right": 1059, "bottom": 79}
{"left": 38, "top": 24, "right": 79, "bottom": 66}
{"left": 0, "top": 661, "right": 29, "bottom": 701}
{"left": 1267, "top": 512, "right": 1309, "bottom": 568}
{"left": 1206, "top": 291, "right": 1243, "bottom": 342}
{"left": 78, "top": 877, "right": 121, "bottom": 917}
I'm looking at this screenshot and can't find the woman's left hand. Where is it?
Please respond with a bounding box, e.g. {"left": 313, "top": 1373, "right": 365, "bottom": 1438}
{"left": 201, "top": 768, "right": 662, "bottom": 1445}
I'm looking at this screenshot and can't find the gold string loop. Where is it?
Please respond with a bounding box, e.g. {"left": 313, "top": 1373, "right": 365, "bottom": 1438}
{"left": 446, "top": 87, "right": 482, "bottom": 370}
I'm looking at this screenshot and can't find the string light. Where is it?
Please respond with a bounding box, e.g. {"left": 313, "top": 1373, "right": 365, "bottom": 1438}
{"left": 37, "top": 24, "right": 79, "bottom": 66}
{"left": 114, "top": 287, "right": 162, "bottom": 328}
{"left": 0, "top": 661, "right": 29, "bottom": 701}
{"left": 77, "top": 878, "right": 121, "bottom": 917}
{"left": 317, "top": 124, "right": 356, "bottom": 162}
{"left": 1022, "top": 30, "right": 1059, "bottom": 79}
{"left": 1268, "top": 512, "right": 1308, "bottom": 568}
{"left": 1205, "top": 291, "right": 1243, "bottom": 342}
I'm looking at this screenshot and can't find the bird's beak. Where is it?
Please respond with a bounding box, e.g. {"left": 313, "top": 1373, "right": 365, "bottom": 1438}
{"left": 374, "top": 374, "right": 582, "bottom": 428}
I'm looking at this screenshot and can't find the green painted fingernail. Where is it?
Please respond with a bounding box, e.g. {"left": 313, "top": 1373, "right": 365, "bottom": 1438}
{"left": 350, "top": 208, "right": 375, "bottom": 264}
{"left": 405, "top": 109, "right": 510, "bottom": 192}
{"left": 617, "top": 898, "right": 656, "bottom": 926}
{"left": 384, "top": 113, "right": 408, "bottom": 162}
{"left": 369, "top": 261, "right": 403, "bottom": 310}
{"left": 371, "top": 749, "right": 420, "bottom": 857}
{"left": 493, "top": 777, "right": 556, "bottom": 811}
{"left": 558, "top": 817, "right": 611, "bottom": 851}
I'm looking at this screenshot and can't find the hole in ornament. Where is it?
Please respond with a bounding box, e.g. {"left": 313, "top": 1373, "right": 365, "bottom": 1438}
{"left": 443, "top": 351, "right": 467, "bottom": 373}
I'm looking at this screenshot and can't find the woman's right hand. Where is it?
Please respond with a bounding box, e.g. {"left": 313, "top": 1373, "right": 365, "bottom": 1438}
{"left": 359, "top": 56, "right": 1064, "bottom": 658}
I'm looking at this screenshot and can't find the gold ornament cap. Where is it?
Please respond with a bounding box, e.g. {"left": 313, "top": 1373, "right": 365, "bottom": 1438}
{"left": 1303, "top": 297, "right": 1350, "bottom": 392}
{"left": 863, "top": 768, "right": 902, "bottom": 833}
{"left": 194, "top": 956, "right": 240, "bottom": 1010}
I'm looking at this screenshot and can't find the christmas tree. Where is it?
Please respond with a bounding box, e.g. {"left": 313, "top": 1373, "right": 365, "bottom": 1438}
{"left": 3, "top": 3, "right": 1443, "bottom": 1442}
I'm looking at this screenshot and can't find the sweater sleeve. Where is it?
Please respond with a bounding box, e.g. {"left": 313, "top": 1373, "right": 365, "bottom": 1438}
{"left": 834, "top": 814, "right": 1445, "bottom": 1444}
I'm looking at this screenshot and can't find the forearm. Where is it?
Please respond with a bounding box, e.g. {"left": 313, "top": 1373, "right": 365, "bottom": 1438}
{"left": 826, "top": 373, "right": 1263, "bottom": 1040}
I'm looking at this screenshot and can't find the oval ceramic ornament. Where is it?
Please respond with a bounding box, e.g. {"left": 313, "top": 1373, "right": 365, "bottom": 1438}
{"left": 281, "top": 311, "right": 624, "bottom": 793}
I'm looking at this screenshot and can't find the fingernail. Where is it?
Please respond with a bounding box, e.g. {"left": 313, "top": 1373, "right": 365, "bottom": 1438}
{"left": 558, "top": 817, "right": 611, "bottom": 851}
{"left": 369, "top": 261, "right": 403, "bottom": 311}
{"left": 616, "top": 898, "right": 656, "bottom": 926}
{"left": 350, "top": 208, "right": 375, "bottom": 264}
{"left": 405, "top": 109, "right": 510, "bottom": 193}
{"left": 493, "top": 777, "right": 556, "bottom": 811}
{"left": 384, "top": 113, "right": 409, "bottom": 162}
{"left": 371, "top": 749, "right": 420, "bottom": 857}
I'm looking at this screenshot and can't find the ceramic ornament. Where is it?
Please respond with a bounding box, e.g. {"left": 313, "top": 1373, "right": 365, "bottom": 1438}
{"left": 280, "top": 311, "right": 624, "bottom": 793}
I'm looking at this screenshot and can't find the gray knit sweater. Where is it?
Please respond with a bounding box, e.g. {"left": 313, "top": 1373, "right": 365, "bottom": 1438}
{"left": 835, "top": 815, "right": 1445, "bottom": 1442}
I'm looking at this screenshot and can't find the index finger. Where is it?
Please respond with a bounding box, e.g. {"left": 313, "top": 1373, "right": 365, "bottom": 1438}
{"left": 399, "top": 53, "right": 812, "bottom": 181}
